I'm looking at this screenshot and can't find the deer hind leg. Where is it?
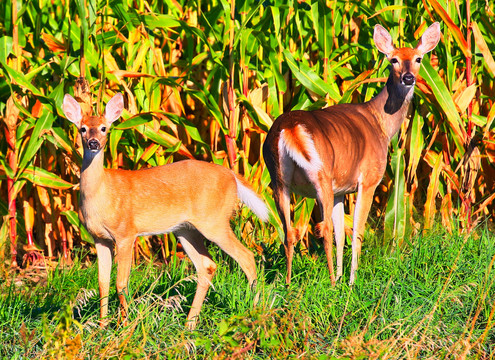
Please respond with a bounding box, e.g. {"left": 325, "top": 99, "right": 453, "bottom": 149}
{"left": 273, "top": 158, "right": 299, "bottom": 284}
{"left": 115, "top": 237, "right": 135, "bottom": 325}
{"left": 95, "top": 238, "right": 113, "bottom": 326}
{"left": 200, "top": 223, "right": 257, "bottom": 287}
{"left": 175, "top": 228, "right": 217, "bottom": 330}
{"left": 350, "top": 183, "right": 376, "bottom": 285}
{"left": 315, "top": 181, "right": 336, "bottom": 286}
{"left": 332, "top": 196, "right": 345, "bottom": 281}
{"left": 273, "top": 185, "right": 299, "bottom": 285}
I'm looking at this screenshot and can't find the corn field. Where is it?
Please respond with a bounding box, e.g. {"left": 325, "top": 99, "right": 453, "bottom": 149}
{"left": 0, "top": 0, "right": 494, "bottom": 269}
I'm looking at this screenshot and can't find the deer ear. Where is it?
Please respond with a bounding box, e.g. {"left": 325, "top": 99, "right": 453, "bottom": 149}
{"left": 62, "top": 94, "right": 83, "bottom": 127}
{"left": 105, "top": 93, "right": 124, "bottom": 124}
{"left": 416, "top": 22, "right": 441, "bottom": 55}
{"left": 374, "top": 24, "right": 395, "bottom": 56}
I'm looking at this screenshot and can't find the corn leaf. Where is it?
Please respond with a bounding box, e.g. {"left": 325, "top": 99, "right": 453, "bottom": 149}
{"left": 384, "top": 144, "right": 407, "bottom": 244}
{"left": 62, "top": 210, "right": 94, "bottom": 245}
{"left": 283, "top": 50, "right": 341, "bottom": 102}
{"left": 19, "top": 166, "right": 74, "bottom": 189}
{"left": 420, "top": 60, "right": 465, "bottom": 156}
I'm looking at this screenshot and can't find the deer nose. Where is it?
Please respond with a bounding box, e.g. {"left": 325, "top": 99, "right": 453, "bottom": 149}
{"left": 402, "top": 73, "right": 415, "bottom": 86}
{"left": 87, "top": 139, "right": 101, "bottom": 151}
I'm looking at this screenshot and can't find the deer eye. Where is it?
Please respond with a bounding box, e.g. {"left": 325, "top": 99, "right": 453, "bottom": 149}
{"left": 101, "top": 126, "right": 107, "bottom": 132}
{"left": 390, "top": 58, "right": 399, "bottom": 64}
{"left": 80, "top": 127, "right": 87, "bottom": 134}
{"left": 416, "top": 57, "right": 422, "bottom": 63}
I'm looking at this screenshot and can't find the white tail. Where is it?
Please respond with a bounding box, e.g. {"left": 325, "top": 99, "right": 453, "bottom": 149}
{"left": 62, "top": 93, "right": 268, "bottom": 329}
{"left": 235, "top": 176, "right": 270, "bottom": 222}
{"left": 263, "top": 22, "right": 441, "bottom": 285}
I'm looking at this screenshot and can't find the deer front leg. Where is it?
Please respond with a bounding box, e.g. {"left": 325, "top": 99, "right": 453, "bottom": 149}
{"left": 332, "top": 196, "right": 345, "bottom": 281}
{"left": 95, "top": 238, "right": 113, "bottom": 327}
{"left": 350, "top": 184, "right": 376, "bottom": 285}
{"left": 115, "top": 237, "right": 134, "bottom": 325}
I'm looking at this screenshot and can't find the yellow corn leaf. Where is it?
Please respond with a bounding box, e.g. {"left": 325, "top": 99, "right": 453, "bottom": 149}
{"left": 424, "top": 152, "right": 443, "bottom": 229}
{"left": 248, "top": 84, "right": 269, "bottom": 108}
{"left": 455, "top": 84, "right": 477, "bottom": 115}
{"left": 103, "top": 50, "right": 120, "bottom": 72}
{"left": 473, "top": 192, "right": 495, "bottom": 217}
{"left": 427, "top": 0, "right": 471, "bottom": 58}
{"left": 252, "top": 104, "right": 273, "bottom": 127}
{"left": 131, "top": 41, "right": 150, "bottom": 73}
{"left": 483, "top": 97, "right": 495, "bottom": 140}
{"left": 472, "top": 21, "right": 495, "bottom": 77}
{"left": 440, "top": 193, "right": 453, "bottom": 233}
{"left": 368, "top": 5, "right": 408, "bottom": 19}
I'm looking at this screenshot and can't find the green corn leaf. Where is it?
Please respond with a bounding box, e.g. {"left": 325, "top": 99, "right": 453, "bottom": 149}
{"left": 165, "top": 113, "right": 210, "bottom": 147}
{"left": 62, "top": 210, "right": 94, "bottom": 245}
{"left": 114, "top": 113, "right": 154, "bottom": 130}
{"left": 141, "top": 14, "right": 180, "bottom": 30}
{"left": 109, "top": 128, "right": 124, "bottom": 163}
{"left": 1, "top": 59, "right": 42, "bottom": 96}
{"left": 407, "top": 112, "right": 425, "bottom": 180}
{"left": 50, "top": 126, "right": 79, "bottom": 158}
{"left": 384, "top": 143, "right": 407, "bottom": 245}
{"left": 187, "top": 88, "right": 226, "bottom": 133}
{"left": 420, "top": 60, "right": 465, "bottom": 156}
{"left": 19, "top": 166, "right": 73, "bottom": 189}
{"left": 18, "top": 109, "right": 55, "bottom": 173}
{"left": 0, "top": 36, "right": 12, "bottom": 65}
{"left": 0, "top": 157, "right": 15, "bottom": 179}
{"left": 283, "top": 50, "right": 341, "bottom": 102}
{"left": 269, "top": 52, "right": 287, "bottom": 94}
{"left": 136, "top": 124, "right": 194, "bottom": 158}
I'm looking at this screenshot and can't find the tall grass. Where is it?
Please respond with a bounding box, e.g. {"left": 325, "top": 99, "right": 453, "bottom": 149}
{"left": 1, "top": 225, "right": 493, "bottom": 358}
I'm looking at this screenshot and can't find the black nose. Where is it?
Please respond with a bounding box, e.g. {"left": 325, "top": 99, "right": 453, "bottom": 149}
{"left": 402, "top": 73, "right": 415, "bottom": 86}
{"left": 87, "top": 139, "right": 100, "bottom": 150}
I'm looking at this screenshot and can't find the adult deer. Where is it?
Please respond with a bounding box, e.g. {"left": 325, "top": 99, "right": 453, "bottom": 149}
{"left": 263, "top": 23, "right": 441, "bottom": 285}
{"left": 62, "top": 93, "right": 269, "bottom": 329}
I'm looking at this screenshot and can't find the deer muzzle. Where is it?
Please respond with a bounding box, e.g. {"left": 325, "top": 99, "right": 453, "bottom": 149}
{"left": 401, "top": 72, "right": 416, "bottom": 86}
{"left": 87, "top": 139, "right": 101, "bottom": 151}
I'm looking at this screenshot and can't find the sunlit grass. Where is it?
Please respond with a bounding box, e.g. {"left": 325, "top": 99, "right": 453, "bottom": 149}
{"left": 1, "top": 224, "right": 494, "bottom": 359}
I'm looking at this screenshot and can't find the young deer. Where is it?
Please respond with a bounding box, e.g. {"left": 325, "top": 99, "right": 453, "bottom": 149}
{"left": 263, "top": 23, "right": 441, "bottom": 285}
{"left": 62, "top": 93, "right": 269, "bottom": 329}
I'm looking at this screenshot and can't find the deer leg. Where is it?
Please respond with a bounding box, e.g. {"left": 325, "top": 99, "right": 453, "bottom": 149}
{"left": 350, "top": 184, "right": 375, "bottom": 285}
{"left": 204, "top": 226, "right": 257, "bottom": 287}
{"left": 275, "top": 158, "right": 299, "bottom": 284}
{"left": 273, "top": 186, "right": 298, "bottom": 285}
{"left": 176, "top": 228, "right": 217, "bottom": 330}
{"left": 315, "top": 183, "right": 336, "bottom": 286}
{"left": 95, "top": 238, "right": 113, "bottom": 326}
{"left": 115, "top": 237, "right": 135, "bottom": 324}
{"left": 332, "top": 196, "right": 345, "bottom": 281}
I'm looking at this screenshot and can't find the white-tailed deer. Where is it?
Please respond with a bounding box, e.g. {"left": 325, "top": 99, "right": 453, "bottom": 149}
{"left": 62, "top": 93, "right": 269, "bottom": 329}
{"left": 263, "top": 23, "right": 441, "bottom": 285}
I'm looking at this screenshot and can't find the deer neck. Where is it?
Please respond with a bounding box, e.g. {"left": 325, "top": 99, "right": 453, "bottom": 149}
{"left": 369, "top": 76, "right": 415, "bottom": 140}
{"left": 80, "top": 149, "right": 106, "bottom": 195}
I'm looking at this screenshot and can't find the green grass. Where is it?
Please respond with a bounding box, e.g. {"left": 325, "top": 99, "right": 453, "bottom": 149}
{"left": 1, "top": 225, "right": 494, "bottom": 359}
